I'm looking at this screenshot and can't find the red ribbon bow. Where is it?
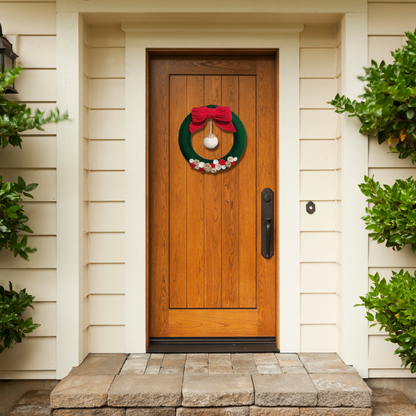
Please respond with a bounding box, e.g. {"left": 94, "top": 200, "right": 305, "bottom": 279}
{"left": 189, "top": 106, "right": 236, "bottom": 134}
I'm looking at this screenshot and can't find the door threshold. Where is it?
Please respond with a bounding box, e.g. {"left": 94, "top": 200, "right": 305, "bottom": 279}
{"left": 148, "top": 337, "right": 279, "bottom": 353}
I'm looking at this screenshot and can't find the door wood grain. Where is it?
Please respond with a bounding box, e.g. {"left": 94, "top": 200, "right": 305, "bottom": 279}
{"left": 149, "top": 53, "right": 277, "bottom": 340}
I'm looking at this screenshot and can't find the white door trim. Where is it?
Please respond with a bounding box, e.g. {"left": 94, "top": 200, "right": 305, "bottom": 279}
{"left": 122, "top": 25, "right": 303, "bottom": 353}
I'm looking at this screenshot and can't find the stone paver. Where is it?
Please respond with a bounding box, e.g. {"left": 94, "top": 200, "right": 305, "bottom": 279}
{"left": 162, "top": 359, "right": 186, "bottom": 368}
{"left": 129, "top": 353, "right": 150, "bottom": 360}
{"left": 160, "top": 367, "right": 184, "bottom": 374}
{"left": 250, "top": 407, "right": 300, "bottom": 415}
{"left": 310, "top": 373, "right": 372, "bottom": 408}
{"left": 45, "top": 353, "right": 375, "bottom": 415}
{"left": 8, "top": 404, "right": 51, "bottom": 416}
{"left": 51, "top": 375, "right": 115, "bottom": 408}
{"left": 127, "top": 408, "right": 175, "bottom": 415}
{"left": 15, "top": 390, "right": 51, "bottom": 405}
{"left": 257, "top": 365, "right": 282, "bottom": 374}
{"left": 279, "top": 360, "right": 303, "bottom": 368}
{"left": 232, "top": 354, "right": 257, "bottom": 375}
{"left": 177, "top": 407, "right": 250, "bottom": 415}
{"left": 299, "top": 409, "right": 372, "bottom": 415}
{"left": 253, "top": 374, "right": 317, "bottom": 407}
{"left": 254, "top": 353, "right": 279, "bottom": 365}
{"left": 120, "top": 360, "right": 147, "bottom": 375}
{"left": 53, "top": 410, "right": 126, "bottom": 415}
{"left": 145, "top": 366, "right": 161, "bottom": 374}
{"left": 298, "top": 354, "right": 357, "bottom": 375}
{"left": 108, "top": 374, "right": 182, "bottom": 407}
{"left": 70, "top": 355, "right": 127, "bottom": 376}
{"left": 276, "top": 354, "right": 299, "bottom": 361}
{"left": 7, "top": 390, "right": 52, "bottom": 416}
{"left": 187, "top": 353, "right": 209, "bottom": 361}
{"left": 209, "top": 364, "right": 234, "bottom": 374}
{"left": 182, "top": 374, "right": 254, "bottom": 407}
{"left": 147, "top": 357, "right": 164, "bottom": 366}
{"left": 372, "top": 388, "right": 416, "bottom": 416}
{"left": 282, "top": 367, "right": 308, "bottom": 375}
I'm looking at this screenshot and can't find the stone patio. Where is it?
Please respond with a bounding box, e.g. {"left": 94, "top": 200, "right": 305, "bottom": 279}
{"left": 50, "top": 353, "right": 373, "bottom": 415}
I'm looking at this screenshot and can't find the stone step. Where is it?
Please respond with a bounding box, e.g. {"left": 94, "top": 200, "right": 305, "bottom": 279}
{"left": 49, "top": 353, "right": 374, "bottom": 414}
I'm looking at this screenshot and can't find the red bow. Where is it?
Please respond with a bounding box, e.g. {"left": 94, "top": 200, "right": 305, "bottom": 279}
{"left": 189, "top": 106, "right": 236, "bottom": 134}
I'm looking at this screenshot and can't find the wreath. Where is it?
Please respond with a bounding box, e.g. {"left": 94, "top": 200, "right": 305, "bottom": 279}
{"left": 178, "top": 104, "right": 246, "bottom": 173}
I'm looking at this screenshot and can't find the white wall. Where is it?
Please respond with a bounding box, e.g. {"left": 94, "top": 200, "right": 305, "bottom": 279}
{"left": 367, "top": 1, "right": 416, "bottom": 378}
{"left": 0, "top": 1, "right": 58, "bottom": 379}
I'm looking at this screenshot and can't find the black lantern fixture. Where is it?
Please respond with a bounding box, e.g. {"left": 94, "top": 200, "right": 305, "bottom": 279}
{"left": 0, "top": 23, "right": 18, "bottom": 93}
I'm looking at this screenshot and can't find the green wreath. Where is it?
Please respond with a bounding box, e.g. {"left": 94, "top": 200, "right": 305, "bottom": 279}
{"left": 178, "top": 104, "right": 246, "bottom": 173}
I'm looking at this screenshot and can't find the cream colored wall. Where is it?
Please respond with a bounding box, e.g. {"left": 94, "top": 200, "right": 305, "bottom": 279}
{"left": 299, "top": 25, "right": 341, "bottom": 353}
{"left": 83, "top": 23, "right": 91, "bottom": 359}
{"left": 367, "top": 1, "right": 416, "bottom": 378}
{"left": 86, "top": 25, "right": 126, "bottom": 353}
{"left": 0, "top": 1, "right": 57, "bottom": 379}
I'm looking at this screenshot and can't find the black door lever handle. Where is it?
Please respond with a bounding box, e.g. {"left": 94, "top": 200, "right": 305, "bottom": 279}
{"left": 261, "top": 189, "right": 274, "bottom": 259}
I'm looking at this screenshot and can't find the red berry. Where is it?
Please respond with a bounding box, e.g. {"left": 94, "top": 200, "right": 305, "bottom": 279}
{"left": 231, "top": 161, "right": 235, "bottom": 165}
{"left": 190, "top": 163, "right": 195, "bottom": 168}
{"left": 199, "top": 167, "right": 204, "bottom": 172}
{"left": 219, "top": 159, "right": 226, "bottom": 165}
{"left": 210, "top": 163, "right": 215, "bottom": 168}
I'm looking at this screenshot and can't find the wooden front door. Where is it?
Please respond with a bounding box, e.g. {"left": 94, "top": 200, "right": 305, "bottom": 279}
{"left": 149, "top": 53, "right": 278, "bottom": 341}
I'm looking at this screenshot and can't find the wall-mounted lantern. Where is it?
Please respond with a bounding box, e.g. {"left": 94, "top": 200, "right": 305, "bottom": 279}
{"left": 0, "top": 23, "right": 19, "bottom": 93}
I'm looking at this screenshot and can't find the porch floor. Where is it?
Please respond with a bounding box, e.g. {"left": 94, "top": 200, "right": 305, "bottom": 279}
{"left": 50, "top": 352, "right": 373, "bottom": 415}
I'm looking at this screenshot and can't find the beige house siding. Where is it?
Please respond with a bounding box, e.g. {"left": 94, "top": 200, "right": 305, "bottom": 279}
{"left": 0, "top": 0, "right": 415, "bottom": 379}
{"left": 367, "top": 1, "right": 416, "bottom": 378}
{"left": 83, "top": 23, "right": 91, "bottom": 360}
{"left": 0, "top": 1, "right": 57, "bottom": 379}
{"left": 87, "top": 25, "right": 126, "bottom": 353}
{"left": 299, "top": 25, "right": 341, "bottom": 353}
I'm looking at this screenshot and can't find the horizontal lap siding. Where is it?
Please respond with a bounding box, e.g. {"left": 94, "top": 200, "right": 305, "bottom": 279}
{"left": 0, "top": 1, "right": 57, "bottom": 379}
{"left": 368, "top": 2, "right": 416, "bottom": 377}
{"left": 299, "top": 25, "right": 340, "bottom": 353}
{"left": 83, "top": 23, "right": 91, "bottom": 359}
{"left": 87, "top": 25, "right": 126, "bottom": 353}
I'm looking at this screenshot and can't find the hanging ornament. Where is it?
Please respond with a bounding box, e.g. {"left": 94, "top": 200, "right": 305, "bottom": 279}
{"left": 203, "top": 119, "right": 219, "bottom": 149}
{"left": 178, "top": 105, "right": 246, "bottom": 174}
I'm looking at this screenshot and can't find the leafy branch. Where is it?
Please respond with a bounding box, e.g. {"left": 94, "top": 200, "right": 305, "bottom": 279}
{"left": 0, "top": 66, "right": 68, "bottom": 149}
{"left": 330, "top": 29, "right": 416, "bottom": 163}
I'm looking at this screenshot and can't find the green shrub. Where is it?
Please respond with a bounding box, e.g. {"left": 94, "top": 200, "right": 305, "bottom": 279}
{"left": 0, "top": 176, "right": 38, "bottom": 260}
{"left": 1, "top": 66, "right": 68, "bottom": 149}
{"left": 359, "top": 176, "right": 416, "bottom": 252}
{"left": 357, "top": 270, "right": 416, "bottom": 373}
{"left": 330, "top": 29, "right": 416, "bottom": 163}
{"left": 0, "top": 282, "right": 40, "bottom": 353}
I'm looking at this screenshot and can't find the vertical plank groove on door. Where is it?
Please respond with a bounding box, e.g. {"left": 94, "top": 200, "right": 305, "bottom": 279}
{"left": 149, "top": 58, "right": 170, "bottom": 336}
{"left": 204, "top": 76, "right": 222, "bottom": 308}
{"left": 186, "top": 76, "right": 205, "bottom": 308}
{"left": 169, "top": 75, "right": 187, "bottom": 308}
{"left": 257, "top": 56, "right": 276, "bottom": 336}
{"left": 238, "top": 76, "right": 257, "bottom": 308}
{"left": 221, "top": 76, "right": 239, "bottom": 308}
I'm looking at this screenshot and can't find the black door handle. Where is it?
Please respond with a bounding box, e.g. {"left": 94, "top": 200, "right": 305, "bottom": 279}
{"left": 261, "top": 188, "right": 274, "bottom": 259}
